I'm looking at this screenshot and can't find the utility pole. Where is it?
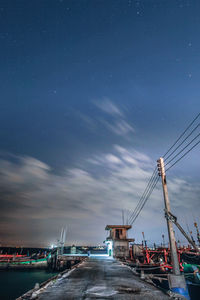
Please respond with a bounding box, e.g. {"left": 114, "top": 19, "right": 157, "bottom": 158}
{"left": 157, "top": 157, "right": 190, "bottom": 299}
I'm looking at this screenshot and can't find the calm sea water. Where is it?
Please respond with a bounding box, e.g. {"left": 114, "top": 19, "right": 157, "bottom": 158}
{"left": 0, "top": 270, "right": 58, "bottom": 300}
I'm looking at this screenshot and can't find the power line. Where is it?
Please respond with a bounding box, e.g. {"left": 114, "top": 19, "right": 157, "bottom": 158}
{"left": 163, "top": 112, "right": 200, "bottom": 158}
{"left": 165, "top": 139, "right": 200, "bottom": 172}
{"left": 165, "top": 132, "right": 200, "bottom": 167}
{"left": 128, "top": 168, "right": 157, "bottom": 223}
{"left": 164, "top": 122, "right": 200, "bottom": 162}
{"left": 128, "top": 113, "right": 200, "bottom": 226}
{"left": 128, "top": 169, "right": 159, "bottom": 224}
{"left": 129, "top": 175, "right": 159, "bottom": 225}
{"left": 129, "top": 175, "right": 156, "bottom": 223}
{"left": 129, "top": 176, "right": 159, "bottom": 225}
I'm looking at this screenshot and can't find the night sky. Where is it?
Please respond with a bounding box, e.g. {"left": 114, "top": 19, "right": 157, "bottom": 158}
{"left": 0, "top": 0, "right": 200, "bottom": 247}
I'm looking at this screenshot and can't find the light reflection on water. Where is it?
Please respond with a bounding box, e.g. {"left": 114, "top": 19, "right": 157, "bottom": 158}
{"left": 0, "top": 269, "right": 58, "bottom": 300}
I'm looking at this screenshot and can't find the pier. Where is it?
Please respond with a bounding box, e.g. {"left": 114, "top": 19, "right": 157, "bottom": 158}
{"left": 48, "top": 253, "right": 87, "bottom": 271}
{"left": 18, "top": 257, "right": 169, "bottom": 299}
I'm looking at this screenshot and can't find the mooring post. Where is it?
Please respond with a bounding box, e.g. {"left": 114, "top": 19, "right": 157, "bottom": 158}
{"left": 157, "top": 157, "right": 190, "bottom": 300}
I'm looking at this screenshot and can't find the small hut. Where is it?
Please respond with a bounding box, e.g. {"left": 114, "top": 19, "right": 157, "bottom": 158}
{"left": 105, "top": 225, "right": 134, "bottom": 258}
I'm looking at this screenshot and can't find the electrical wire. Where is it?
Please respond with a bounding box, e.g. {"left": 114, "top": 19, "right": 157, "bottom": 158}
{"left": 128, "top": 113, "right": 200, "bottom": 226}
{"left": 164, "top": 122, "right": 200, "bottom": 162}
{"left": 163, "top": 112, "right": 200, "bottom": 158}
{"left": 165, "top": 139, "right": 200, "bottom": 172}
{"left": 129, "top": 176, "right": 159, "bottom": 225}
{"left": 128, "top": 169, "right": 157, "bottom": 223}
{"left": 165, "top": 132, "right": 200, "bottom": 167}
{"left": 129, "top": 174, "right": 159, "bottom": 225}
{"left": 128, "top": 167, "right": 157, "bottom": 224}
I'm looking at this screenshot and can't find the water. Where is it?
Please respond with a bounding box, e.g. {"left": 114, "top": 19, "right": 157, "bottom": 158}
{"left": 0, "top": 270, "right": 58, "bottom": 300}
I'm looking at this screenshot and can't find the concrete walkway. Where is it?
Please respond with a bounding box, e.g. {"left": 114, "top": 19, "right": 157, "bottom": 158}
{"left": 22, "top": 258, "right": 169, "bottom": 299}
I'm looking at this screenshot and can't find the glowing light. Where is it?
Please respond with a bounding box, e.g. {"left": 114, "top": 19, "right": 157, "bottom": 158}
{"left": 105, "top": 240, "right": 113, "bottom": 257}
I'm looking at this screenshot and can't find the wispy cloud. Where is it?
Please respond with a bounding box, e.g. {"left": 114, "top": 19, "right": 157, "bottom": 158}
{"left": 0, "top": 148, "right": 199, "bottom": 246}
{"left": 94, "top": 98, "right": 135, "bottom": 137}
{"left": 75, "top": 111, "right": 97, "bottom": 131}
{"left": 102, "top": 119, "right": 135, "bottom": 136}
{"left": 94, "top": 98, "right": 123, "bottom": 116}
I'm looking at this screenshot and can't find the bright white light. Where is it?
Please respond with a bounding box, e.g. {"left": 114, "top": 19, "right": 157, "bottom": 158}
{"left": 105, "top": 241, "right": 113, "bottom": 256}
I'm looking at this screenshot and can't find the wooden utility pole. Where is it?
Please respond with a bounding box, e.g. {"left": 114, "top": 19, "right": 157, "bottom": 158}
{"left": 157, "top": 157, "right": 180, "bottom": 275}
{"left": 157, "top": 157, "right": 190, "bottom": 299}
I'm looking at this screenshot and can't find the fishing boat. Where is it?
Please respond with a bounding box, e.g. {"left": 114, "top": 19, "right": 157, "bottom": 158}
{"left": 128, "top": 242, "right": 200, "bottom": 299}
{"left": 0, "top": 253, "right": 50, "bottom": 269}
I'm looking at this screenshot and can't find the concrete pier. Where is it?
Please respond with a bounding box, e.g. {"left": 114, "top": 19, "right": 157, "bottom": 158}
{"left": 19, "top": 257, "right": 169, "bottom": 299}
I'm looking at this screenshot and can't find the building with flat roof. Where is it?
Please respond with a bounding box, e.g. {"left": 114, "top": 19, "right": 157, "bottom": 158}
{"left": 105, "top": 225, "right": 134, "bottom": 258}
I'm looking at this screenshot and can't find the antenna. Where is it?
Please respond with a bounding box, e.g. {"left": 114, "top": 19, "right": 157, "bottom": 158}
{"left": 122, "top": 210, "right": 124, "bottom": 225}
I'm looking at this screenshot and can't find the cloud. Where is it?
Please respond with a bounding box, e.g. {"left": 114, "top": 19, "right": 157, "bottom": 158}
{"left": 75, "top": 111, "right": 97, "bottom": 131}
{"left": 0, "top": 148, "right": 199, "bottom": 247}
{"left": 105, "top": 154, "right": 122, "bottom": 164}
{"left": 114, "top": 145, "right": 152, "bottom": 168}
{"left": 94, "top": 98, "right": 135, "bottom": 137}
{"left": 74, "top": 98, "right": 134, "bottom": 138}
{"left": 94, "top": 98, "right": 123, "bottom": 116}
{"left": 102, "top": 119, "right": 134, "bottom": 136}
